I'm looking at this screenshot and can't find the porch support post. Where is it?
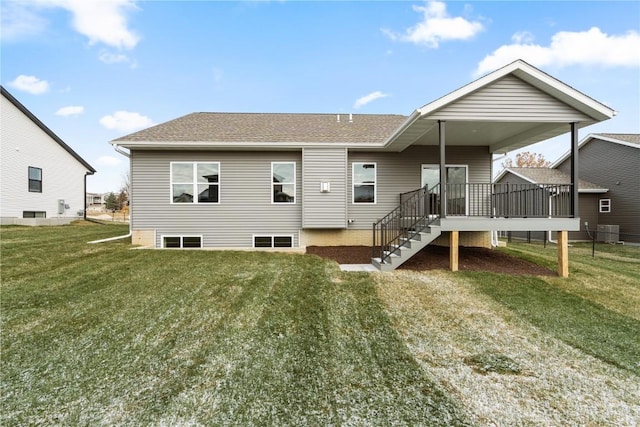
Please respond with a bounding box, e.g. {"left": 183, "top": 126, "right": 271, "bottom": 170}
{"left": 570, "top": 123, "right": 579, "bottom": 218}
{"left": 557, "top": 230, "right": 569, "bottom": 277}
{"left": 439, "top": 120, "right": 446, "bottom": 218}
{"left": 449, "top": 231, "right": 459, "bottom": 272}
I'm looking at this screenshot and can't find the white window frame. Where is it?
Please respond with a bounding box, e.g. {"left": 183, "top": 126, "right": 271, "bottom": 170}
{"left": 170, "top": 161, "right": 220, "bottom": 204}
{"left": 352, "top": 162, "right": 377, "bottom": 204}
{"left": 252, "top": 234, "right": 295, "bottom": 248}
{"left": 161, "top": 235, "right": 203, "bottom": 249}
{"left": 599, "top": 198, "right": 611, "bottom": 213}
{"left": 271, "top": 162, "right": 296, "bottom": 204}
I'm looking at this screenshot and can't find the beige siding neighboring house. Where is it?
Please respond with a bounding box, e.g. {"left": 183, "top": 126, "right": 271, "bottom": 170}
{"left": 1, "top": 86, "right": 96, "bottom": 225}
{"left": 111, "top": 60, "right": 616, "bottom": 272}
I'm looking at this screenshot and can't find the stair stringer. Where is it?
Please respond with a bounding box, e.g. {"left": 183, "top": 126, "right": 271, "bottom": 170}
{"left": 371, "top": 225, "right": 441, "bottom": 271}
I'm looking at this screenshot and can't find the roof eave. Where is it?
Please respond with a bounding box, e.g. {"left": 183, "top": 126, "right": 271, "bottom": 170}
{"left": 110, "top": 140, "right": 388, "bottom": 150}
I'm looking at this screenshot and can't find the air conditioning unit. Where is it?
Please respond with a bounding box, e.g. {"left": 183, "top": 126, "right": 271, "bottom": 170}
{"left": 597, "top": 224, "right": 619, "bottom": 243}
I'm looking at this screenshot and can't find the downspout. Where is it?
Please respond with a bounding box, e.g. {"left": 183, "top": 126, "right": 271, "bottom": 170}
{"left": 88, "top": 144, "right": 132, "bottom": 244}
{"left": 547, "top": 193, "right": 557, "bottom": 244}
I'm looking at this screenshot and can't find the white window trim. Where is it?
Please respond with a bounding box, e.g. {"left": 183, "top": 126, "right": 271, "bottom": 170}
{"left": 352, "top": 162, "right": 377, "bottom": 204}
{"left": 161, "top": 235, "right": 204, "bottom": 249}
{"left": 599, "top": 198, "right": 611, "bottom": 213}
{"left": 252, "top": 234, "right": 295, "bottom": 248}
{"left": 271, "top": 162, "right": 296, "bottom": 204}
{"left": 170, "top": 161, "right": 221, "bottom": 205}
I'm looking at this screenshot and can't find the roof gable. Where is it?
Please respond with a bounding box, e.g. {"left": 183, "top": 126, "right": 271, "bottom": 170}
{"left": 417, "top": 60, "right": 615, "bottom": 122}
{"left": 495, "top": 167, "right": 607, "bottom": 193}
{"left": 1, "top": 86, "right": 96, "bottom": 173}
{"left": 551, "top": 133, "right": 640, "bottom": 168}
{"left": 427, "top": 74, "right": 592, "bottom": 122}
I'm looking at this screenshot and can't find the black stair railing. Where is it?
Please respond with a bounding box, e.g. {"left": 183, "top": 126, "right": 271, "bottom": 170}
{"left": 373, "top": 184, "right": 440, "bottom": 264}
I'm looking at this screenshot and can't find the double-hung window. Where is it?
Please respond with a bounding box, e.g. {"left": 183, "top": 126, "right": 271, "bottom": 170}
{"left": 28, "top": 167, "right": 42, "bottom": 193}
{"left": 272, "top": 162, "right": 295, "bottom": 203}
{"left": 353, "top": 162, "right": 376, "bottom": 203}
{"left": 599, "top": 198, "right": 611, "bottom": 213}
{"left": 171, "top": 162, "right": 220, "bottom": 204}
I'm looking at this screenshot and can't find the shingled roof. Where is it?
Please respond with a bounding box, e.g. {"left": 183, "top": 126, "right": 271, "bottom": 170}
{"left": 113, "top": 112, "right": 408, "bottom": 144}
{"left": 500, "top": 167, "right": 607, "bottom": 192}
{"left": 591, "top": 133, "right": 640, "bottom": 145}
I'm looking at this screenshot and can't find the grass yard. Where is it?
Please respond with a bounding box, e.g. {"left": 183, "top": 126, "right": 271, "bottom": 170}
{"left": 2, "top": 223, "right": 639, "bottom": 426}
{"left": 1, "top": 222, "right": 467, "bottom": 426}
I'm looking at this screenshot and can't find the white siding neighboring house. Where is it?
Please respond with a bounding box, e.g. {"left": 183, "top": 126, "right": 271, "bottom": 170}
{"left": 1, "top": 86, "right": 96, "bottom": 225}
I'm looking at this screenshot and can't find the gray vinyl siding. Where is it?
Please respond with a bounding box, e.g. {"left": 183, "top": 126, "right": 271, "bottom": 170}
{"left": 347, "top": 145, "right": 491, "bottom": 229}
{"left": 431, "top": 75, "right": 592, "bottom": 122}
{"left": 130, "top": 150, "right": 302, "bottom": 247}
{"left": 557, "top": 139, "right": 639, "bottom": 242}
{"left": 302, "top": 148, "right": 347, "bottom": 228}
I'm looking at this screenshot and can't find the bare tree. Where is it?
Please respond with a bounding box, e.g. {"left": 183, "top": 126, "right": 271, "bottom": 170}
{"left": 502, "top": 151, "right": 551, "bottom": 169}
{"left": 120, "top": 171, "right": 130, "bottom": 199}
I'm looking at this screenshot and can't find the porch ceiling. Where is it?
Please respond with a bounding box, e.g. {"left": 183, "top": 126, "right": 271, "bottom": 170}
{"left": 386, "top": 118, "right": 594, "bottom": 154}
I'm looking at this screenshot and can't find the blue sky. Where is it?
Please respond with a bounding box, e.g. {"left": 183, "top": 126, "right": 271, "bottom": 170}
{"left": 2, "top": 0, "right": 639, "bottom": 193}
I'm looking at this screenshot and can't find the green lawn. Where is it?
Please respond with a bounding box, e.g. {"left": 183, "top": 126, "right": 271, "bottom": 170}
{"left": 1, "top": 223, "right": 638, "bottom": 426}
{"left": 1, "top": 222, "right": 467, "bottom": 426}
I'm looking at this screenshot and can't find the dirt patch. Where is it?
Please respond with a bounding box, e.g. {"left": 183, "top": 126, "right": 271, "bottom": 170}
{"left": 306, "top": 245, "right": 555, "bottom": 276}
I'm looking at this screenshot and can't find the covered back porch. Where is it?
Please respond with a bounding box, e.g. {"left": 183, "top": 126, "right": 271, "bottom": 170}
{"left": 372, "top": 60, "right": 615, "bottom": 275}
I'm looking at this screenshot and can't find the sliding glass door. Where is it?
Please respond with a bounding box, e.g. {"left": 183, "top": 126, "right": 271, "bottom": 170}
{"left": 421, "top": 165, "right": 468, "bottom": 215}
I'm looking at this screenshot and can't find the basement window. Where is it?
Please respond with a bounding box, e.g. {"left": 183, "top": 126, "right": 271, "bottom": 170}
{"left": 23, "top": 211, "right": 46, "bottom": 218}
{"left": 162, "top": 235, "right": 202, "bottom": 248}
{"left": 253, "top": 235, "right": 293, "bottom": 248}
{"left": 599, "top": 199, "right": 611, "bottom": 213}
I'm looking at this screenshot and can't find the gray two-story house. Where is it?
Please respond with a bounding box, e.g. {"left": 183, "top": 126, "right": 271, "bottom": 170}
{"left": 111, "top": 60, "right": 615, "bottom": 274}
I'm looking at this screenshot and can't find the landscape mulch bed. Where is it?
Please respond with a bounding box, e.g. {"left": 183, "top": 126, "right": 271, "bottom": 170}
{"left": 306, "top": 245, "right": 555, "bottom": 276}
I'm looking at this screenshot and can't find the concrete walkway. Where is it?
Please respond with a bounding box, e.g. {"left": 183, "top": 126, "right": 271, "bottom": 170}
{"left": 339, "top": 264, "right": 379, "bottom": 272}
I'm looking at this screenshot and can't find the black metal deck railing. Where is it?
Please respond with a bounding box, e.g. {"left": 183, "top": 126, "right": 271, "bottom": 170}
{"left": 449, "top": 183, "right": 573, "bottom": 217}
{"left": 373, "top": 183, "right": 574, "bottom": 265}
{"left": 373, "top": 184, "right": 440, "bottom": 263}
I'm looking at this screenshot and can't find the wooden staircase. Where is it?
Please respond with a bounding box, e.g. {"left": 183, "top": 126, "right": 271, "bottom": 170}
{"left": 372, "top": 185, "right": 441, "bottom": 271}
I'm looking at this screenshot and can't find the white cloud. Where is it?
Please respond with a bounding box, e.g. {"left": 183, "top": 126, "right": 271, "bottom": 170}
{"left": 8, "top": 75, "right": 50, "bottom": 94}
{"left": 0, "top": 1, "right": 48, "bottom": 40}
{"left": 353, "top": 91, "right": 390, "bottom": 109}
{"left": 100, "top": 111, "right": 154, "bottom": 132}
{"left": 3, "top": 0, "right": 140, "bottom": 49}
{"left": 55, "top": 105, "right": 84, "bottom": 116}
{"left": 99, "top": 51, "right": 130, "bottom": 64}
{"left": 42, "top": 0, "right": 140, "bottom": 49}
{"left": 96, "top": 155, "right": 122, "bottom": 167}
{"left": 475, "top": 27, "right": 640, "bottom": 76}
{"left": 382, "top": 1, "right": 484, "bottom": 48}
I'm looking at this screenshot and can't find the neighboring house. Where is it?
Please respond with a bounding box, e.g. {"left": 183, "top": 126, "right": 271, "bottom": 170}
{"left": 494, "top": 167, "right": 608, "bottom": 241}
{"left": 1, "top": 86, "right": 96, "bottom": 225}
{"left": 553, "top": 133, "right": 640, "bottom": 243}
{"left": 111, "top": 60, "right": 615, "bottom": 274}
{"left": 86, "top": 192, "right": 107, "bottom": 213}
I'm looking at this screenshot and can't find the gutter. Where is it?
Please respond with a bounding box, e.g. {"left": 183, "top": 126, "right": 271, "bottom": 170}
{"left": 88, "top": 143, "right": 132, "bottom": 243}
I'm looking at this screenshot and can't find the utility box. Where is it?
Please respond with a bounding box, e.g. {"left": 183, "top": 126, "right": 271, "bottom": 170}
{"left": 597, "top": 224, "right": 619, "bottom": 243}
{"left": 57, "top": 199, "right": 65, "bottom": 215}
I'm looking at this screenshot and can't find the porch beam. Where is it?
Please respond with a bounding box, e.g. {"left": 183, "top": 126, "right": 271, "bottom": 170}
{"left": 449, "top": 231, "right": 459, "bottom": 272}
{"left": 557, "top": 230, "right": 569, "bottom": 277}
{"left": 439, "top": 120, "right": 446, "bottom": 218}
{"left": 570, "top": 123, "right": 579, "bottom": 218}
